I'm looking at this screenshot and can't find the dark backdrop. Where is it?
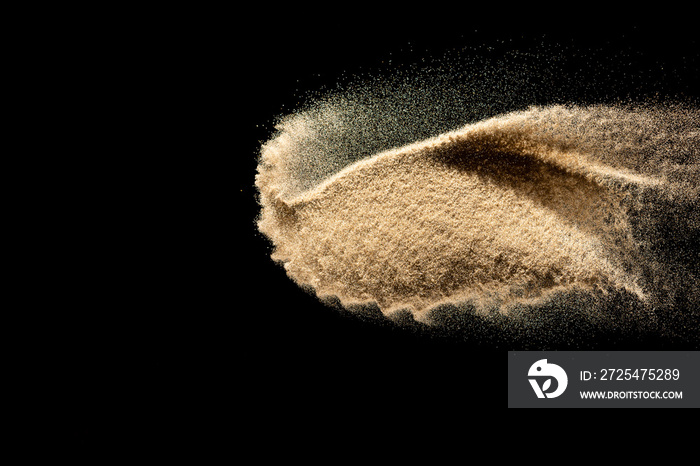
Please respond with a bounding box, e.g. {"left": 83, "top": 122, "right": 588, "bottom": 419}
{"left": 59, "top": 17, "right": 699, "bottom": 448}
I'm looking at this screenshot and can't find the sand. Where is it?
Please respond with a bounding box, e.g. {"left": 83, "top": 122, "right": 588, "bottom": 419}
{"left": 256, "top": 104, "right": 699, "bottom": 328}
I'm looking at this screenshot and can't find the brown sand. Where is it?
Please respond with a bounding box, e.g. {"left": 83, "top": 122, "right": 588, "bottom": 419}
{"left": 256, "top": 105, "right": 699, "bottom": 323}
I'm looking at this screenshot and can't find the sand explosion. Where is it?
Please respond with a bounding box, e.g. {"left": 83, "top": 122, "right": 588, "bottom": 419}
{"left": 255, "top": 58, "right": 699, "bottom": 346}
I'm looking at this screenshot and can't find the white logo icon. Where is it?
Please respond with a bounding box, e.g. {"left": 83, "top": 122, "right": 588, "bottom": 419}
{"left": 528, "top": 359, "right": 568, "bottom": 398}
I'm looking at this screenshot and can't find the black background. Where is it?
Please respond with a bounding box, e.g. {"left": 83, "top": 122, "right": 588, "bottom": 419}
{"left": 59, "top": 15, "right": 698, "bottom": 448}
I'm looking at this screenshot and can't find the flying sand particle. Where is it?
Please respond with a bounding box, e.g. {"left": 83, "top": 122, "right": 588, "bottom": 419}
{"left": 254, "top": 51, "right": 699, "bottom": 344}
